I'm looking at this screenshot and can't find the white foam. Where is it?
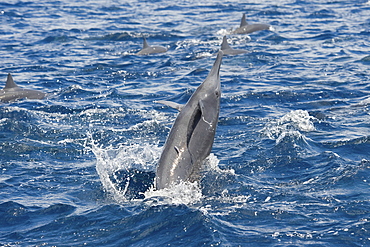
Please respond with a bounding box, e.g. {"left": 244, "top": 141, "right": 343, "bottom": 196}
{"left": 261, "top": 110, "right": 316, "bottom": 143}
{"left": 142, "top": 154, "right": 235, "bottom": 206}
{"left": 89, "top": 124, "right": 235, "bottom": 205}
{"left": 143, "top": 181, "right": 203, "bottom": 206}
{"left": 204, "top": 153, "right": 235, "bottom": 175}
{"left": 216, "top": 28, "right": 232, "bottom": 36}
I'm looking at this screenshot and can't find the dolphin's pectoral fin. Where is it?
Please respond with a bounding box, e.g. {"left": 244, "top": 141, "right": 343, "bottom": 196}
{"left": 199, "top": 100, "right": 207, "bottom": 121}
{"left": 199, "top": 99, "right": 217, "bottom": 125}
{"left": 186, "top": 99, "right": 215, "bottom": 158}
{"left": 156, "top": 100, "right": 184, "bottom": 111}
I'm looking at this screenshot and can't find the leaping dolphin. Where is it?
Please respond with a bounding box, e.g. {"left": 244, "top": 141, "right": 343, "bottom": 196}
{"left": 136, "top": 37, "right": 167, "bottom": 55}
{"left": 232, "top": 13, "right": 272, "bottom": 34}
{"left": 155, "top": 51, "right": 224, "bottom": 190}
{"left": 0, "top": 74, "right": 46, "bottom": 103}
{"left": 221, "top": 36, "right": 248, "bottom": 55}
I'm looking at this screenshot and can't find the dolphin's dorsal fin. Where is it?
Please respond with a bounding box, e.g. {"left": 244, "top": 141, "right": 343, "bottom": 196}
{"left": 4, "top": 73, "right": 19, "bottom": 89}
{"left": 240, "top": 13, "right": 248, "bottom": 27}
{"left": 143, "top": 37, "right": 149, "bottom": 49}
{"left": 221, "top": 36, "right": 231, "bottom": 51}
{"left": 156, "top": 100, "right": 184, "bottom": 111}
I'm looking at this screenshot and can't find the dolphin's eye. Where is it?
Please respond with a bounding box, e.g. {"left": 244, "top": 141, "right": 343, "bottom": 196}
{"left": 215, "top": 90, "right": 220, "bottom": 97}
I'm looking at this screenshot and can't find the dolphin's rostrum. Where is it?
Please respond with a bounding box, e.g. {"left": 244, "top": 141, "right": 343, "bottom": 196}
{"left": 155, "top": 51, "right": 224, "bottom": 190}
{"left": 0, "top": 74, "right": 46, "bottom": 103}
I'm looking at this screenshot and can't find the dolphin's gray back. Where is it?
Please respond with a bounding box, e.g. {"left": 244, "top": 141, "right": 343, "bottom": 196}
{"left": 137, "top": 38, "right": 167, "bottom": 55}
{"left": 234, "top": 23, "right": 270, "bottom": 34}
{"left": 0, "top": 74, "right": 45, "bottom": 103}
{"left": 221, "top": 36, "right": 248, "bottom": 55}
{"left": 233, "top": 13, "right": 271, "bottom": 34}
{"left": 0, "top": 88, "right": 45, "bottom": 103}
{"left": 137, "top": 46, "right": 167, "bottom": 55}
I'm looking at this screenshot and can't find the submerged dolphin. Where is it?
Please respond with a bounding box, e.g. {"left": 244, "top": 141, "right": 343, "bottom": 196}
{"left": 0, "top": 74, "right": 45, "bottom": 103}
{"left": 232, "top": 13, "right": 272, "bottom": 34}
{"left": 221, "top": 36, "right": 248, "bottom": 55}
{"left": 136, "top": 37, "right": 167, "bottom": 55}
{"left": 155, "top": 51, "right": 224, "bottom": 190}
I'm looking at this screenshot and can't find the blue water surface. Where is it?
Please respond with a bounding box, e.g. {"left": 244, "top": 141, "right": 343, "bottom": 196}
{"left": 1, "top": 0, "right": 370, "bottom": 246}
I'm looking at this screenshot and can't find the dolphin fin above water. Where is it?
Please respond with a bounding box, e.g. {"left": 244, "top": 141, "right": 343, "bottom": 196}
{"left": 232, "top": 13, "right": 272, "bottom": 34}
{"left": 136, "top": 37, "right": 168, "bottom": 55}
{"left": 155, "top": 51, "right": 224, "bottom": 190}
{"left": 0, "top": 74, "right": 46, "bottom": 103}
{"left": 221, "top": 36, "right": 248, "bottom": 55}
{"left": 156, "top": 100, "right": 184, "bottom": 111}
{"left": 143, "top": 37, "right": 150, "bottom": 49}
{"left": 4, "top": 73, "right": 18, "bottom": 89}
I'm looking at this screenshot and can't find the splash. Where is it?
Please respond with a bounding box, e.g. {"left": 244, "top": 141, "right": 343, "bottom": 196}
{"left": 143, "top": 181, "right": 203, "bottom": 206}
{"left": 142, "top": 154, "right": 235, "bottom": 206}
{"left": 89, "top": 135, "right": 160, "bottom": 203}
{"left": 89, "top": 133, "right": 226, "bottom": 205}
{"left": 216, "top": 28, "right": 233, "bottom": 36}
{"left": 261, "top": 110, "right": 316, "bottom": 144}
{"left": 203, "top": 153, "right": 235, "bottom": 175}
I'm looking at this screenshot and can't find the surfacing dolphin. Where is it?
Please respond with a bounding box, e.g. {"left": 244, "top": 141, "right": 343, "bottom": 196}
{"left": 155, "top": 51, "right": 224, "bottom": 190}
{"left": 221, "top": 36, "right": 248, "bottom": 55}
{"left": 0, "top": 74, "right": 46, "bottom": 103}
{"left": 136, "top": 37, "right": 167, "bottom": 55}
{"left": 232, "top": 13, "right": 272, "bottom": 34}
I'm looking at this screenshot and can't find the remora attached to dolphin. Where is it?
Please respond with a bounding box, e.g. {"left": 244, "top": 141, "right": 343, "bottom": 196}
{"left": 155, "top": 50, "right": 224, "bottom": 190}
{"left": 0, "top": 74, "right": 46, "bottom": 103}
{"left": 221, "top": 36, "right": 248, "bottom": 55}
{"left": 136, "top": 37, "right": 167, "bottom": 55}
{"left": 232, "top": 13, "right": 272, "bottom": 34}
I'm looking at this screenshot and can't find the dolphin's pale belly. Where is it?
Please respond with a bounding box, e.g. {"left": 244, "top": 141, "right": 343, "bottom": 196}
{"left": 156, "top": 108, "right": 196, "bottom": 189}
{"left": 156, "top": 118, "right": 217, "bottom": 189}
{"left": 156, "top": 140, "right": 194, "bottom": 189}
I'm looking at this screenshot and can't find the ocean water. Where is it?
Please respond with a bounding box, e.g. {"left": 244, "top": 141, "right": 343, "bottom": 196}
{"left": 1, "top": 0, "right": 370, "bottom": 246}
